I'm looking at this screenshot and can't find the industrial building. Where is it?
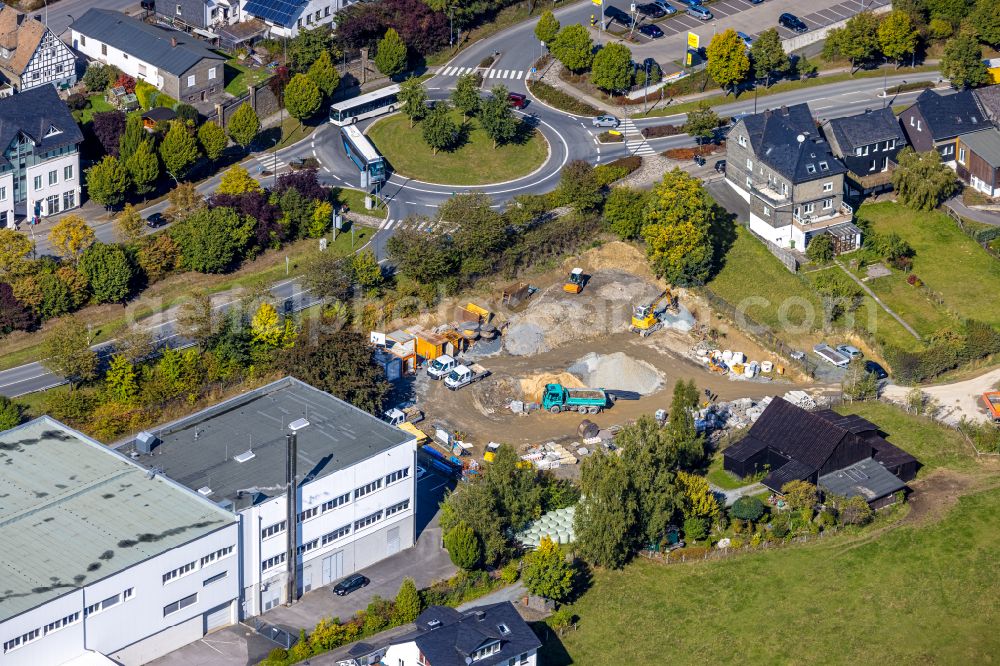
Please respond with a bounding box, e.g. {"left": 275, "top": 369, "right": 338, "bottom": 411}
{"left": 120, "top": 377, "right": 418, "bottom": 618}
{"left": 0, "top": 417, "right": 240, "bottom": 666}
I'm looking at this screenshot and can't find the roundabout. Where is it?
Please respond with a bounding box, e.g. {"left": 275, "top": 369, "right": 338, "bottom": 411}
{"left": 365, "top": 109, "right": 550, "bottom": 187}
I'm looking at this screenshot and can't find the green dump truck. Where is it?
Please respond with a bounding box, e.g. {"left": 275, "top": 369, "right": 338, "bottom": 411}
{"left": 542, "top": 383, "right": 613, "bottom": 414}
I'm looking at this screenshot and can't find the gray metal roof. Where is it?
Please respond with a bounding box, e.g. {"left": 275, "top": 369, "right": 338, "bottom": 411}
{"left": 0, "top": 84, "right": 83, "bottom": 170}
{"left": 0, "top": 417, "right": 235, "bottom": 622}
{"left": 819, "top": 457, "right": 906, "bottom": 502}
{"left": 118, "top": 377, "right": 413, "bottom": 509}
{"left": 960, "top": 128, "right": 1000, "bottom": 168}
{"left": 70, "top": 9, "right": 223, "bottom": 77}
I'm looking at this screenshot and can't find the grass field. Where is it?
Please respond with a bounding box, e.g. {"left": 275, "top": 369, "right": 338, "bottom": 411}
{"left": 332, "top": 187, "right": 388, "bottom": 220}
{"left": 858, "top": 203, "right": 1000, "bottom": 326}
{"left": 553, "top": 485, "right": 1000, "bottom": 664}
{"left": 366, "top": 110, "right": 548, "bottom": 186}
{"left": 72, "top": 94, "right": 115, "bottom": 125}
{"left": 705, "top": 454, "right": 747, "bottom": 490}
{"left": 222, "top": 59, "right": 270, "bottom": 96}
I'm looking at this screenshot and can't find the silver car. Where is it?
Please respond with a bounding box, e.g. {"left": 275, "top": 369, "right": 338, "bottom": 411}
{"left": 837, "top": 344, "right": 863, "bottom": 359}
{"left": 652, "top": 0, "right": 678, "bottom": 14}
{"left": 592, "top": 115, "right": 620, "bottom": 128}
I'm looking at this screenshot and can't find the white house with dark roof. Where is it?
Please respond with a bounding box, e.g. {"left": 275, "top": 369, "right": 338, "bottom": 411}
{"left": 0, "top": 6, "right": 77, "bottom": 93}
{"left": 0, "top": 417, "right": 240, "bottom": 666}
{"left": 241, "top": 0, "right": 342, "bottom": 38}
{"left": 70, "top": 9, "right": 226, "bottom": 105}
{"left": 118, "top": 376, "right": 419, "bottom": 618}
{"left": 0, "top": 84, "right": 83, "bottom": 227}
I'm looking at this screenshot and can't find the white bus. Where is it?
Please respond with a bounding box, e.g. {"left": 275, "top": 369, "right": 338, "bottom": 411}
{"left": 329, "top": 84, "right": 401, "bottom": 126}
{"left": 340, "top": 125, "right": 386, "bottom": 184}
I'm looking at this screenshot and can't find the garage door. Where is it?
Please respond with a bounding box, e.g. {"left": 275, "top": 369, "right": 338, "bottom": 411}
{"left": 204, "top": 602, "right": 233, "bottom": 633}
{"left": 387, "top": 527, "right": 400, "bottom": 555}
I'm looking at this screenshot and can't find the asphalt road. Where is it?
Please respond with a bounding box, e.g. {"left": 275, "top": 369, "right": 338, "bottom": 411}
{"left": 44, "top": 0, "right": 135, "bottom": 36}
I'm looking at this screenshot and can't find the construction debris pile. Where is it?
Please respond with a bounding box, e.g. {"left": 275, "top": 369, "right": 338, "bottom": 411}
{"left": 568, "top": 352, "right": 664, "bottom": 395}
{"left": 517, "top": 506, "right": 577, "bottom": 548}
{"left": 696, "top": 396, "right": 774, "bottom": 432}
{"left": 690, "top": 342, "right": 784, "bottom": 382}
{"left": 520, "top": 441, "right": 580, "bottom": 470}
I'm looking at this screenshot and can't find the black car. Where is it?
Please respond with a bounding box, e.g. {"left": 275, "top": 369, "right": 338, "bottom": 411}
{"left": 145, "top": 212, "right": 166, "bottom": 228}
{"left": 714, "top": 159, "right": 726, "bottom": 173}
{"left": 332, "top": 574, "right": 370, "bottom": 596}
{"left": 864, "top": 360, "right": 889, "bottom": 380}
{"left": 779, "top": 12, "right": 808, "bottom": 32}
{"left": 636, "top": 2, "right": 666, "bottom": 18}
{"left": 638, "top": 23, "right": 664, "bottom": 38}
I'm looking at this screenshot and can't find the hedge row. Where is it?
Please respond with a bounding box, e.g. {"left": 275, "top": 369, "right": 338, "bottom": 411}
{"left": 527, "top": 81, "right": 601, "bottom": 117}
{"left": 594, "top": 155, "right": 643, "bottom": 187}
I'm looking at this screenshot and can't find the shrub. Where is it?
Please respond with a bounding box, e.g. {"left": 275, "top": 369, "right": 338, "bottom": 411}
{"left": 500, "top": 560, "right": 520, "bottom": 584}
{"left": 527, "top": 81, "right": 601, "bottom": 116}
{"left": 548, "top": 607, "right": 576, "bottom": 634}
{"left": 641, "top": 124, "right": 684, "bottom": 139}
{"left": 479, "top": 54, "right": 496, "bottom": 68}
{"left": 667, "top": 545, "right": 709, "bottom": 561}
{"left": 598, "top": 130, "right": 623, "bottom": 142}
{"left": 444, "top": 522, "right": 482, "bottom": 570}
{"left": 683, "top": 516, "right": 708, "bottom": 542}
{"left": 267, "top": 647, "right": 288, "bottom": 663}
{"left": 730, "top": 496, "right": 765, "bottom": 522}
{"left": 593, "top": 155, "right": 642, "bottom": 187}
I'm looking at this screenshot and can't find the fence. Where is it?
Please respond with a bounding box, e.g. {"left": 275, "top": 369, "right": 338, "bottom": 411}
{"left": 944, "top": 204, "right": 1000, "bottom": 261}
{"left": 780, "top": 2, "right": 892, "bottom": 52}
{"left": 640, "top": 530, "right": 835, "bottom": 566}
{"left": 700, "top": 287, "right": 818, "bottom": 378}
{"left": 206, "top": 77, "right": 281, "bottom": 128}
{"left": 250, "top": 618, "right": 296, "bottom": 649}
{"left": 746, "top": 226, "right": 800, "bottom": 273}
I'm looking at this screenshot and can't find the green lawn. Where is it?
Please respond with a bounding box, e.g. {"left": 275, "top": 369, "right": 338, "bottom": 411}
{"left": 705, "top": 454, "right": 747, "bottom": 490}
{"left": 859, "top": 202, "right": 1000, "bottom": 326}
{"left": 835, "top": 401, "right": 977, "bottom": 474}
{"left": 223, "top": 59, "right": 271, "bottom": 96}
{"left": 554, "top": 486, "right": 1000, "bottom": 664}
{"left": 72, "top": 94, "right": 115, "bottom": 125}
{"left": 366, "top": 110, "right": 548, "bottom": 186}
{"left": 332, "top": 187, "right": 387, "bottom": 221}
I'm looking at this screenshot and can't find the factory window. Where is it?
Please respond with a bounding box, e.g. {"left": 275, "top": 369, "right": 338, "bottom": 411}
{"left": 3, "top": 628, "right": 40, "bottom": 653}
{"left": 354, "top": 510, "right": 383, "bottom": 530}
{"left": 385, "top": 467, "right": 410, "bottom": 485}
{"left": 200, "top": 545, "right": 234, "bottom": 567}
{"left": 262, "top": 520, "right": 286, "bottom": 539}
{"left": 322, "top": 492, "right": 351, "bottom": 512}
{"left": 354, "top": 478, "right": 383, "bottom": 499}
{"left": 204, "top": 571, "right": 228, "bottom": 586}
{"left": 163, "top": 593, "right": 197, "bottom": 617}
{"left": 385, "top": 499, "right": 410, "bottom": 517}
{"left": 163, "top": 560, "right": 198, "bottom": 584}
{"left": 297, "top": 506, "right": 319, "bottom": 523}
{"left": 322, "top": 524, "right": 351, "bottom": 545}
{"left": 44, "top": 611, "right": 80, "bottom": 635}
{"left": 261, "top": 553, "right": 286, "bottom": 572}
{"left": 297, "top": 539, "right": 319, "bottom": 555}
{"left": 85, "top": 593, "right": 121, "bottom": 617}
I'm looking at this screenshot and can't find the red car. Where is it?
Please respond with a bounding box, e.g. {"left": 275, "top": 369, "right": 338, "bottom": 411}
{"left": 508, "top": 92, "right": 527, "bottom": 109}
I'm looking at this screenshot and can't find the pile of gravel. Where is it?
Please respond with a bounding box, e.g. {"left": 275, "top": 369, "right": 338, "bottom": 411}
{"left": 568, "top": 352, "right": 664, "bottom": 394}
{"left": 504, "top": 322, "right": 549, "bottom": 356}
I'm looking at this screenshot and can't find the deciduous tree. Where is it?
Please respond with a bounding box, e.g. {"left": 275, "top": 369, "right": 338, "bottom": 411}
{"left": 523, "top": 536, "right": 574, "bottom": 602}
{"left": 0, "top": 395, "right": 23, "bottom": 429}
{"left": 79, "top": 242, "right": 133, "bottom": 304}
{"left": 444, "top": 522, "right": 482, "bottom": 570}
{"left": 535, "top": 10, "right": 560, "bottom": 45}
{"left": 284, "top": 73, "right": 323, "bottom": 124}
{"left": 421, "top": 102, "right": 458, "bottom": 155}
{"left": 730, "top": 495, "right": 765, "bottom": 522}
{"left": 306, "top": 49, "right": 341, "bottom": 97}
{"left": 780, "top": 480, "right": 818, "bottom": 510}
{"left": 750, "top": 28, "right": 788, "bottom": 86}
{"left": 351, "top": 249, "right": 384, "bottom": 292}
{"left": 302, "top": 251, "right": 353, "bottom": 300}
{"left": 399, "top": 77, "right": 428, "bottom": 127}
{"left": 159, "top": 121, "right": 200, "bottom": 181}
{"left": 941, "top": 33, "right": 989, "bottom": 88}
{"left": 165, "top": 182, "right": 205, "bottom": 222}
{"left": 604, "top": 187, "right": 648, "bottom": 240}
{"left": 706, "top": 29, "right": 750, "bottom": 94}
{"left": 642, "top": 169, "right": 716, "bottom": 286}
{"left": 824, "top": 11, "right": 881, "bottom": 71}
{"left": 170, "top": 206, "right": 254, "bottom": 273}
{"left": 126, "top": 139, "right": 160, "bottom": 196}
{"left": 843, "top": 357, "right": 880, "bottom": 400}
{"left": 892, "top": 147, "right": 958, "bottom": 210}
{"left": 289, "top": 25, "right": 333, "bottom": 72}
{"left": 176, "top": 290, "right": 215, "bottom": 348}
{"left": 93, "top": 110, "right": 127, "bottom": 158}
{"left": 228, "top": 103, "right": 261, "bottom": 150}
{"left": 878, "top": 10, "right": 919, "bottom": 66}
{"left": 551, "top": 24, "right": 593, "bottom": 73}
{"left": 557, "top": 160, "right": 602, "bottom": 212}
{"left": 87, "top": 155, "right": 129, "bottom": 209}
{"left": 0, "top": 229, "right": 33, "bottom": 280}
{"left": 806, "top": 233, "right": 834, "bottom": 263}
{"left": 683, "top": 101, "right": 721, "bottom": 143}
{"left": 48, "top": 215, "right": 95, "bottom": 265}
{"left": 41, "top": 316, "right": 97, "bottom": 385}
{"left": 0, "top": 282, "right": 35, "bottom": 334}
{"left": 218, "top": 165, "right": 263, "bottom": 195}
{"left": 575, "top": 450, "right": 638, "bottom": 568}
{"left": 479, "top": 85, "right": 519, "bottom": 149}
{"left": 393, "top": 578, "right": 422, "bottom": 624}
{"left": 451, "top": 73, "right": 481, "bottom": 120}
{"left": 591, "top": 42, "right": 633, "bottom": 93}
{"left": 197, "top": 122, "right": 228, "bottom": 162}
{"left": 375, "top": 28, "right": 408, "bottom": 78}
{"left": 251, "top": 302, "right": 296, "bottom": 348}
{"left": 137, "top": 234, "right": 180, "bottom": 283}
{"left": 104, "top": 354, "right": 139, "bottom": 404}
{"left": 970, "top": 0, "right": 1000, "bottom": 46}
{"left": 677, "top": 471, "right": 720, "bottom": 521}
{"left": 114, "top": 326, "right": 155, "bottom": 363}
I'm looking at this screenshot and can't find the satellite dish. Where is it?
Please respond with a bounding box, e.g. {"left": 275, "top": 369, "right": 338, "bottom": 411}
{"left": 796, "top": 134, "right": 805, "bottom": 143}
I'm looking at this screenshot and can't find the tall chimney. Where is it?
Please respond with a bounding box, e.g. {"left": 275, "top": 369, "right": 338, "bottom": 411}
{"left": 285, "top": 432, "right": 297, "bottom": 605}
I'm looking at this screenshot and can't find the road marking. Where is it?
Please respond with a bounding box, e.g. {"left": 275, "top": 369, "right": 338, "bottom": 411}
{"left": 442, "top": 66, "right": 455, "bottom": 75}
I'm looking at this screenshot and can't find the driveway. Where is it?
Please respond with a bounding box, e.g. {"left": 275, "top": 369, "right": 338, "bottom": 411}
{"left": 882, "top": 367, "right": 1000, "bottom": 426}
{"left": 149, "top": 468, "right": 456, "bottom": 666}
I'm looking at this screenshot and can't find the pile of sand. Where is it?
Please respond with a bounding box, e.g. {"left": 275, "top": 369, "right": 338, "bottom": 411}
{"left": 519, "top": 372, "right": 586, "bottom": 403}
{"left": 568, "top": 352, "right": 664, "bottom": 394}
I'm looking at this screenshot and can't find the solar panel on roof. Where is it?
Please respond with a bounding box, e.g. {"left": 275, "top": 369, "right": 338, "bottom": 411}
{"left": 243, "top": 0, "right": 306, "bottom": 27}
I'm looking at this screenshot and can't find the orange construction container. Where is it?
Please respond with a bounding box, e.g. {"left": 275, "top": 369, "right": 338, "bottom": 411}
{"left": 982, "top": 392, "right": 1000, "bottom": 422}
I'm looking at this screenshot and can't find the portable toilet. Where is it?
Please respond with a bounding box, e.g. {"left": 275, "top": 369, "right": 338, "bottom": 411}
{"left": 373, "top": 348, "right": 403, "bottom": 382}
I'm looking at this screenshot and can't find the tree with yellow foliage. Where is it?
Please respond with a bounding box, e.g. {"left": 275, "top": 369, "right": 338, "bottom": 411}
{"left": 217, "top": 165, "right": 262, "bottom": 195}
{"left": 642, "top": 169, "right": 716, "bottom": 286}
{"left": 250, "top": 302, "right": 297, "bottom": 348}
{"left": 48, "top": 214, "right": 95, "bottom": 265}
{"left": 676, "top": 471, "right": 720, "bottom": 522}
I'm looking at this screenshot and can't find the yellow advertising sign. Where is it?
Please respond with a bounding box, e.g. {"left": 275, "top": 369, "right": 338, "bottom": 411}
{"left": 687, "top": 31, "right": 700, "bottom": 49}
{"left": 686, "top": 51, "right": 693, "bottom": 66}
{"left": 593, "top": 0, "right": 602, "bottom": 5}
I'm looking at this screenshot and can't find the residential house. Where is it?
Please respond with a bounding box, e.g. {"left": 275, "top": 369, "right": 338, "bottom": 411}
{"left": 723, "top": 398, "right": 918, "bottom": 502}
{"left": 0, "top": 84, "right": 82, "bottom": 227}
{"left": 241, "top": 0, "right": 343, "bottom": 38}
{"left": 0, "top": 417, "right": 240, "bottom": 666}
{"left": 147, "top": 0, "right": 241, "bottom": 35}
{"left": 898, "top": 88, "right": 989, "bottom": 166}
{"left": 381, "top": 603, "right": 542, "bottom": 666}
{"left": 821, "top": 107, "right": 907, "bottom": 198}
{"left": 70, "top": 9, "right": 226, "bottom": 105}
{"left": 974, "top": 84, "right": 1000, "bottom": 126}
{"left": 118, "top": 377, "right": 418, "bottom": 618}
{"left": 726, "top": 104, "right": 860, "bottom": 254}
{"left": 956, "top": 128, "right": 1000, "bottom": 197}
{"left": 0, "top": 6, "right": 77, "bottom": 93}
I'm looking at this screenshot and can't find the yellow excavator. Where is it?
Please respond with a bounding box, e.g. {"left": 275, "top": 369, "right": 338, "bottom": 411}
{"left": 630, "top": 290, "right": 679, "bottom": 336}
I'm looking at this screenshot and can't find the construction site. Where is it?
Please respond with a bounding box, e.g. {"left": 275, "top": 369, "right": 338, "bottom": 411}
{"left": 370, "top": 242, "right": 827, "bottom": 477}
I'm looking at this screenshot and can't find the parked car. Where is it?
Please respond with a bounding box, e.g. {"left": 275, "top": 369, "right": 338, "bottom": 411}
{"left": 674, "top": 0, "right": 702, "bottom": 7}
{"left": 638, "top": 23, "right": 664, "bottom": 38}
{"left": 652, "top": 0, "right": 678, "bottom": 13}
{"left": 779, "top": 12, "right": 808, "bottom": 32}
{"left": 636, "top": 2, "right": 666, "bottom": 17}
{"left": 737, "top": 31, "right": 753, "bottom": 49}
{"left": 686, "top": 5, "right": 713, "bottom": 20}
{"left": 864, "top": 360, "right": 889, "bottom": 379}
{"left": 145, "top": 212, "right": 166, "bottom": 228}
{"left": 837, "top": 344, "right": 863, "bottom": 359}
{"left": 592, "top": 115, "right": 620, "bottom": 128}
{"left": 813, "top": 343, "right": 851, "bottom": 367}
{"left": 508, "top": 92, "right": 527, "bottom": 109}
{"left": 332, "top": 574, "right": 370, "bottom": 596}
{"left": 714, "top": 159, "right": 727, "bottom": 173}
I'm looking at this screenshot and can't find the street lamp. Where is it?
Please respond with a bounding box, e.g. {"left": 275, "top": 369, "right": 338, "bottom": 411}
{"left": 285, "top": 417, "right": 310, "bottom": 606}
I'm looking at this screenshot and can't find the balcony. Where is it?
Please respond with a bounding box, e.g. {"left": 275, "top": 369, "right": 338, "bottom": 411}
{"left": 793, "top": 201, "right": 853, "bottom": 231}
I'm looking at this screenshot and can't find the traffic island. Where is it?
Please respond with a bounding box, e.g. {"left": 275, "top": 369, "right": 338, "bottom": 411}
{"left": 366, "top": 110, "right": 549, "bottom": 186}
